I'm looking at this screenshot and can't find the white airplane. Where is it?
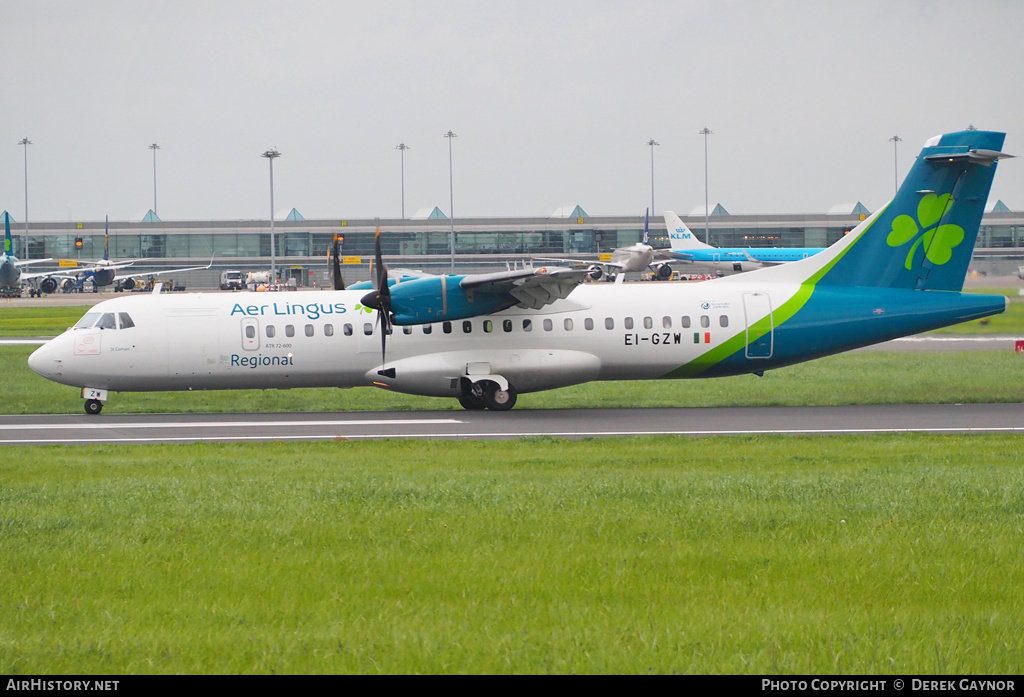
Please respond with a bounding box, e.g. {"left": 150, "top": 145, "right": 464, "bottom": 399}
{"left": 0, "top": 211, "right": 52, "bottom": 293}
{"left": 536, "top": 210, "right": 673, "bottom": 283}
{"left": 22, "top": 217, "right": 212, "bottom": 293}
{"left": 662, "top": 211, "right": 825, "bottom": 273}
{"left": 29, "top": 129, "right": 1012, "bottom": 415}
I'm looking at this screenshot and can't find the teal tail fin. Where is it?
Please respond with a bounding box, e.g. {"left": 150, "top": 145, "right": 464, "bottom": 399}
{"left": 3, "top": 211, "right": 11, "bottom": 255}
{"left": 819, "top": 130, "right": 1011, "bottom": 291}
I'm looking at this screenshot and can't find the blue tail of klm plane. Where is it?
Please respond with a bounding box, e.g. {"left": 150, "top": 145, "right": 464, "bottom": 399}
{"left": 819, "top": 130, "right": 1010, "bottom": 291}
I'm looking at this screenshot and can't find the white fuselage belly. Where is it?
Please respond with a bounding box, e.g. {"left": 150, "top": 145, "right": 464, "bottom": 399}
{"left": 30, "top": 281, "right": 798, "bottom": 396}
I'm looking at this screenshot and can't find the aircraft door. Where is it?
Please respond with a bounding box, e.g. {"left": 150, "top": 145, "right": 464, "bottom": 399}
{"left": 241, "top": 318, "right": 260, "bottom": 351}
{"left": 743, "top": 292, "right": 773, "bottom": 359}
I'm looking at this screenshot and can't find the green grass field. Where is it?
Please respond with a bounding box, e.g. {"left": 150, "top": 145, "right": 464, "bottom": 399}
{"left": 2, "top": 436, "right": 1023, "bottom": 674}
{"left": 2, "top": 301, "right": 1023, "bottom": 674}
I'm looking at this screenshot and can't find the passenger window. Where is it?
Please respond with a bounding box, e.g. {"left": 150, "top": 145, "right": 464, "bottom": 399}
{"left": 584, "top": 318, "right": 594, "bottom": 330}
{"left": 503, "top": 319, "right": 513, "bottom": 333}
{"left": 305, "top": 324, "right": 314, "bottom": 337}
{"left": 700, "top": 315, "right": 710, "bottom": 328}
{"left": 285, "top": 325, "right": 295, "bottom": 338}
{"left": 443, "top": 321, "right": 453, "bottom": 334}
{"left": 97, "top": 313, "right": 117, "bottom": 330}
{"left": 363, "top": 323, "right": 374, "bottom": 336}
{"left": 403, "top": 326, "right": 413, "bottom": 335}
{"left": 625, "top": 317, "right": 634, "bottom": 330}
{"left": 266, "top": 325, "right": 276, "bottom": 338}
{"left": 662, "top": 316, "right": 672, "bottom": 329}
{"left": 543, "top": 319, "right": 553, "bottom": 331}
{"left": 643, "top": 316, "right": 653, "bottom": 329}
{"left": 118, "top": 313, "right": 135, "bottom": 329}
{"left": 483, "top": 320, "right": 493, "bottom": 333}
{"left": 423, "top": 325, "right": 432, "bottom": 335}
{"left": 681, "top": 316, "right": 691, "bottom": 328}
{"left": 719, "top": 315, "right": 729, "bottom": 328}
{"left": 343, "top": 324, "right": 353, "bottom": 336}
{"left": 245, "top": 325, "right": 256, "bottom": 339}
{"left": 324, "top": 324, "right": 334, "bottom": 337}
{"left": 522, "top": 319, "right": 532, "bottom": 332}
{"left": 605, "top": 317, "right": 614, "bottom": 330}
{"left": 463, "top": 320, "right": 472, "bottom": 334}
{"left": 564, "top": 318, "right": 574, "bottom": 331}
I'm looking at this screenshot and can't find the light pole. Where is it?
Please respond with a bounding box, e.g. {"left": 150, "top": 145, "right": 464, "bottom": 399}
{"left": 888, "top": 135, "right": 902, "bottom": 196}
{"left": 699, "top": 127, "right": 712, "bottom": 245}
{"left": 261, "top": 148, "right": 281, "bottom": 285}
{"left": 444, "top": 130, "right": 457, "bottom": 274}
{"left": 646, "top": 138, "right": 659, "bottom": 215}
{"left": 148, "top": 143, "right": 161, "bottom": 215}
{"left": 396, "top": 142, "right": 410, "bottom": 219}
{"left": 18, "top": 138, "right": 31, "bottom": 249}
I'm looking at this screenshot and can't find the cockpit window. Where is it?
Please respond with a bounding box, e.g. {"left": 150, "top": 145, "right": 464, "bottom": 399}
{"left": 73, "top": 312, "right": 101, "bottom": 329}
{"left": 118, "top": 313, "right": 135, "bottom": 329}
{"left": 96, "top": 313, "right": 117, "bottom": 330}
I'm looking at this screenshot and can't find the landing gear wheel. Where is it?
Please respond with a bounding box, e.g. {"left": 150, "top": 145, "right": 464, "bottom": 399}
{"left": 84, "top": 399, "right": 103, "bottom": 415}
{"left": 482, "top": 382, "right": 517, "bottom": 411}
{"left": 458, "top": 396, "right": 487, "bottom": 410}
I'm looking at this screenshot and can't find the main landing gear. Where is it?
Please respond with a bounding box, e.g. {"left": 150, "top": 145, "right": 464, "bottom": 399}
{"left": 459, "top": 379, "right": 518, "bottom": 411}
{"left": 84, "top": 399, "right": 103, "bottom": 415}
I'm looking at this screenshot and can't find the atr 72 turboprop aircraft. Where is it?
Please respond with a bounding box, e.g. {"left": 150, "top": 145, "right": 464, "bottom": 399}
{"left": 663, "top": 211, "right": 826, "bottom": 272}
{"left": 29, "top": 129, "right": 1012, "bottom": 414}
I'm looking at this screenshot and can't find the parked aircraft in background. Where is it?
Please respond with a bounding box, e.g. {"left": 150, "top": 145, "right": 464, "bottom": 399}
{"left": 537, "top": 210, "right": 674, "bottom": 282}
{"left": 29, "top": 129, "right": 1011, "bottom": 416}
{"left": 22, "top": 218, "right": 211, "bottom": 293}
{"left": 1, "top": 211, "right": 51, "bottom": 293}
{"left": 662, "top": 211, "right": 826, "bottom": 272}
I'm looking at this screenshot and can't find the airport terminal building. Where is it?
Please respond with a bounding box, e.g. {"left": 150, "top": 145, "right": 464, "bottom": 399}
{"left": 7, "top": 203, "right": 1024, "bottom": 289}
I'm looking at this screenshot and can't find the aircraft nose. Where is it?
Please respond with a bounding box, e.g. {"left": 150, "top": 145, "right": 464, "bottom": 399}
{"left": 27, "top": 341, "right": 57, "bottom": 377}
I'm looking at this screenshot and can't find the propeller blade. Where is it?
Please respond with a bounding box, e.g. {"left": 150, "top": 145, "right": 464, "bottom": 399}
{"left": 331, "top": 234, "right": 345, "bottom": 290}
{"left": 364, "top": 226, "right": 392, "bottom": 365}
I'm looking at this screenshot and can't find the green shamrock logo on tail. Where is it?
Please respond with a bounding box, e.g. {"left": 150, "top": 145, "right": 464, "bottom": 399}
{"left": 886, "top": 193, "right": 963, "bottom": 270}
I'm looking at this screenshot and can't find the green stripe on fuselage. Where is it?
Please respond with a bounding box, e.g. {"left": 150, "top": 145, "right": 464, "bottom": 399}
{"left": 662, "top": 210, "right": 882, "bottom": 379}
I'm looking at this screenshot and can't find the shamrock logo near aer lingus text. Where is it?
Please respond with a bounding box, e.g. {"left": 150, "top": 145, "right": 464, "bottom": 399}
{"left": 886, "top": 193, "right": 964, "bottom": 270}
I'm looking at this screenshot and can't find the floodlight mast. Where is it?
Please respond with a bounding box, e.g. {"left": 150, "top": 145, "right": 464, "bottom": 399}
{"left": 19, "top": 137, "right": 32, "bottom": 247}
{"left": 699, "top": 127, "right": 712, "bottom": 245}
{"left": 149, "top": 143, "right": 161, "bottom": 215}
{"left": 647, "top": 138, "right": 659, "bottom": 215}
{"left": 396, "top": 142, "right": 410, "bottom": 220}
{"left": 262, "top": 148, "right": 281, "bottom": 285}
{"left": 444, "top": 130, "right": 457, "bottom": 274}
{"left": 888, "top": 135, "right": 902, "bottom": 196}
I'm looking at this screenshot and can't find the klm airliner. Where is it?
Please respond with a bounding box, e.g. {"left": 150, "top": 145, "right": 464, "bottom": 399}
{"left": 663, "top": 211, "right": 826, "bottom": 272}
{"left": 29, "top": 129, "right": 1012, "bottom": 414}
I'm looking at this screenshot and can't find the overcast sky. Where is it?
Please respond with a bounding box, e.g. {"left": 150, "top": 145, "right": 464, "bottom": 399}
{"left": 2, "top": 0, "right": 1021, "bottom": 223}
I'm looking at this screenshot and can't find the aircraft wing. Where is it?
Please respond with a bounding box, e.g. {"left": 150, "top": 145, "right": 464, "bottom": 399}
{"left": 113, "top": 259, "right": 213, "bottom": 283}
{"left": 19, "top": 268, "right": 75, "bottom": 282}
{"left": 534, "top": 256, "right": 626, "bottom": 272}
{"left": 460, "top": 266, "right": 591, "bottom": 310}
{"left": 658, "top": 249, "right": 695, "bottom": 261}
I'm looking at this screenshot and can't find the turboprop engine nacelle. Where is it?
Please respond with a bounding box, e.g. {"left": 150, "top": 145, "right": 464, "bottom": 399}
{"left": 370, "top": 275, "right": 517, "bottom": 325}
